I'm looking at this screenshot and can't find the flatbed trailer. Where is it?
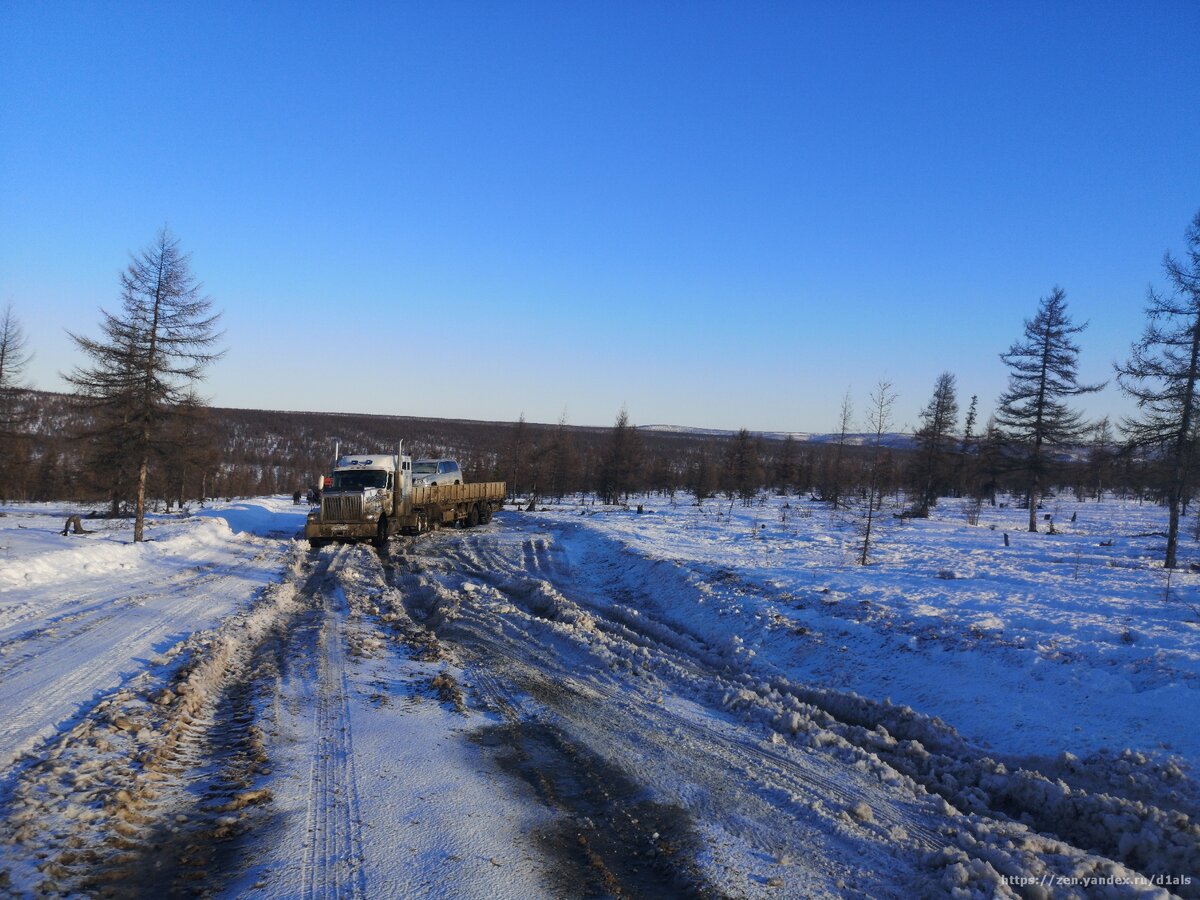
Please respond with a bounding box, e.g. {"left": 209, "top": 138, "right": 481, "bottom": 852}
{"left": 407, "top": 481, "right": 506, "bottom": 530}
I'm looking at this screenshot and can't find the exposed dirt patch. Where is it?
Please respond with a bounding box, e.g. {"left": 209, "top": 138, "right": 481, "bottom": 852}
{"left": 430, "top": 670, "right": 468, "bottom": 713}
{"left": 470, "top": 721, "right": 722, "bottom": 899}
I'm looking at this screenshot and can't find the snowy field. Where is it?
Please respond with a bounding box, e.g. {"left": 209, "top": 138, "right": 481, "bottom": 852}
{"left": 0, "top": 494, "right": 1196, "bottom": 897}
{"left": 538, "top": 494, "right": 1200, "bottom": 765}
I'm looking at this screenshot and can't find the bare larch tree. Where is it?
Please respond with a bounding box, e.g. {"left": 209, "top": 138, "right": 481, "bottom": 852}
{"left": 822, "top": 388, "right": 853, "bottom": 507}
{"left": 723, "top": 428, "right": 763, "bottom": 506}
{"left": 601, "top": 405, "right": 640, "bottom": 504}
{"left": 911, "top": 371, "right": 959, "bottom": 516}
{"left": 859, "top": 379, "right": 896, "bottom": 565}
{"left": 66, "top": 227, "right": 223, "bottom": 541}
{"left": 996, "top": 287, "right": 1102, "bottom": 532}
{"left": 0, "top": 303, "right": 33, "bottom": 500}
{"left": 547, "top": 410, "right": 579, "bottom": 501}
{"left": 1116, "top": 210, "right": 1200, "bottom": 568}
{"left": 506, "top": 412, "right": 528, "bottom": 503}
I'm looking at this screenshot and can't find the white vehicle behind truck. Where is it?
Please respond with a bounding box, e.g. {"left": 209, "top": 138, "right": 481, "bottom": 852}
{"left": 412, "top": 458, "right": 463, "bottom": 486}
{"left": 305, "top": 447, "right": 505, "bottom": 547}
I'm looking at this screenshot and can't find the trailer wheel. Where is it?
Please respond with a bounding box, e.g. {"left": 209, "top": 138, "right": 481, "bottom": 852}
{"left": 480, "top": 503, "right": 493, "bottom": 524}
{"left": 466, "top": 503, "right": 480, "bottom": 528}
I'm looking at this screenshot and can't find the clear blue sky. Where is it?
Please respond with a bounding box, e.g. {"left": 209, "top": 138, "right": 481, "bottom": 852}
{"left": 2, "top": 2, "right": 1198, "bottom": 434}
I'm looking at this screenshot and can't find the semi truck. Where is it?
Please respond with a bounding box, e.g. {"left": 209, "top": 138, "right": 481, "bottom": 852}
{"left": 304, "top": 445, "right": 505, "bottom": 547}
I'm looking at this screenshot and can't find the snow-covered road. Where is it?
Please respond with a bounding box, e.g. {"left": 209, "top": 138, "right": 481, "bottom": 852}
{"left": 0, "top": 496, "right": 1196, "bottom": 897}
{"left": 0, "top": 505, "right": 296, "bottom": 773}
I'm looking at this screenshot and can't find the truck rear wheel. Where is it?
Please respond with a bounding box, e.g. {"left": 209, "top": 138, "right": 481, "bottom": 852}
{"left": 466, "top": 503, "right": 480, "bottom": 528}
{"left": 480, "top": 503, "right": 493, "bottom": 524}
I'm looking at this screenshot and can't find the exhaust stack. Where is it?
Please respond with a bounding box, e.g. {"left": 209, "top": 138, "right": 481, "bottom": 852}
{"left": 393, "top": 440, "right": 402, "bottom": 518}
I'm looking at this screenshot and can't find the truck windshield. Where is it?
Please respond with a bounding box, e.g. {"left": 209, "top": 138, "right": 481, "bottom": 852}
{"left": 331, "top": 470, "right": 388, "bottom": 490}
{"left": 413, "top": 462, "right": 437, "bottom": 475}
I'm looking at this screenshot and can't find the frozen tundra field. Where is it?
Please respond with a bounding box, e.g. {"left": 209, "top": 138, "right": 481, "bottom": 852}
{"left": 0, "top": 495, "right": 1196, "bottom": 898}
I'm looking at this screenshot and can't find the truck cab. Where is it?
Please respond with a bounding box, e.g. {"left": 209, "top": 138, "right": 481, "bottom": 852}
{"left": 306, "top": 453, "right": 411, "bottom": 546}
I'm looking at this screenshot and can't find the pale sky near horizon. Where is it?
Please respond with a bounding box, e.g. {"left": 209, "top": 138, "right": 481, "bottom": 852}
{"left": 2, "top": 2, "right": 1198, "bottom": 434}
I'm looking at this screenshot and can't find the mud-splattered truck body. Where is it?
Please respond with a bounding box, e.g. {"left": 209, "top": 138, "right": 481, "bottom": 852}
{"left": 304, "top": 450, "right": 504, "bottom": 547}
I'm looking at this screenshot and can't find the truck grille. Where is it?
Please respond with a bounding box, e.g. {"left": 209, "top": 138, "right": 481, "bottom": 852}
{"left": 321, "top": 493, "right": 363, "bottom": 523}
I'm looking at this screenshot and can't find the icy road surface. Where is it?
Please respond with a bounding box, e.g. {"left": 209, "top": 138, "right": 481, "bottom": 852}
{"left": 0, "top": 496, "right": 1197, "bottom": 897}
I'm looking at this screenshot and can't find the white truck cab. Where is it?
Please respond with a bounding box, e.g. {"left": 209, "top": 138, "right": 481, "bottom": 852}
{"left": 308, "top": 453, "right": 411, "bottom": 546}
{"left": 330, "top": 454, "right": 410, "bottom": 493}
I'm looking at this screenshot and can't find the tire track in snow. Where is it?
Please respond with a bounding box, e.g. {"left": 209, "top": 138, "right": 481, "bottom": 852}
{"left": 449, "top": 636, "right": 722, "bottom": 897}
{"left": 401, "top": 524, "right": 1198, "bottom": 898}
{"left": 0, "top": 548, "right": 280, "bottom": 774}
{"left": 457, "top": 614, "right": 943, "bottom": 885}
{"left": 0, "top": 549, "right": 270, "bottom": 644}
{"left": 538, "top": 530, "right": 1200, "bottom": 892}
{"left": 438, "top": 532, "right": 946, "bottom": 850}
{"left": 0, "top": 542, "right": 313, "bottom": 896}
{"left": 387, "top": 534, "right": 934, "bottom": 897}
{"left": 299, "top": 580, "right": 367, "bottom": 900}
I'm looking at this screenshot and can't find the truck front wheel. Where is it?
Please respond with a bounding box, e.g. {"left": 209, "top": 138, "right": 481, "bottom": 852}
{"left": 373, "top": 516, "right": 388, "bottom": 548}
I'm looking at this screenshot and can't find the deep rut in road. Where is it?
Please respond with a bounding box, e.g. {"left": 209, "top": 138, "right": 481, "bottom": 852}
{"left": 382, "top": 536, "right": 918, "bottom": 897}
{"left": 0, "top": 543, "right": 320, "bottom": 896}
{"left": 472, "top": 720, "right": 717, "bottom": 899}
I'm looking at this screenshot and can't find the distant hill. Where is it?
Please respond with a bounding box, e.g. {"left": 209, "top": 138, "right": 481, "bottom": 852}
{"left": 640, "top": 424, "right": 917, "bottom": 449}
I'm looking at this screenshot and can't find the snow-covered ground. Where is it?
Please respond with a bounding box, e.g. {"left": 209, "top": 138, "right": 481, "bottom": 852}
{"left": 536, "top": 494, "right": 1200, "bottom": 765}
{"left": 0, "top": 494, "right": 1196, "bottom": 897}
{"left": 0, "top": 500, "right": 301, "bottom": 774}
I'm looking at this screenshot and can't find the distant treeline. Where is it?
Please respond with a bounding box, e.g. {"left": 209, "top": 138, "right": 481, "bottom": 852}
{"left": 0, "top": 388, "right": 1177, "bottom": 515}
